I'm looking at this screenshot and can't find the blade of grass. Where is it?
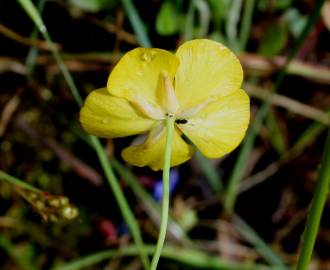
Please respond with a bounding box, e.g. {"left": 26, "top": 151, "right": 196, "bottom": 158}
{"left": 194, "top": 0, "right": 211, "bottom": 38}
{"left": 226, "top": 0, "right": 242, "bottom": 51}
{"left": 25, "top": 0, "right": 45, "bottom": 80}
{"left": 234, "top": 216, "right": 287, "bottom": 270}
{"left": 195, "top": 151, "right": 223, "bottom": 193}
{"left": 296, "top": 129, "right": 330, "bottom": 270}
{"left": 0, "top": 170, "right": 41, "bottom": 193}
{"left": 51, "top": 244, "right": 271, "bottom": 270}
{"left": 120, "top": 0, "right": 151, "bottom": 47}
{"left": 224, "top": 0, "right": 326, "bottom": 214}
{"left": 16, "top": 0, "right": 149, "bottom": 268}
{"left": 183, "top": 0, "right": 195, "bottom": 41}
{"left": 238, "top": 0, "right": 255, "bottom": 51}
{"left": 265, "top": 111, "right": 287, "bottom": 155}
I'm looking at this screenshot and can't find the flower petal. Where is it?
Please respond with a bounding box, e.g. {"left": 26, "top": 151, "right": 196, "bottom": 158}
{"left": 176, "top": 89, "right": 250, "bottom": 158}
{"left": 122, "top": 126, "right": 195, "bottom": 171}
{"left": 80, "top": 88, "right": 155, "bottom": 138}
{"left": 107, "top": 48, "right": 179, "bottom": 109}
{"left": 174, "top": 39, "right": 243, "bottom": 111}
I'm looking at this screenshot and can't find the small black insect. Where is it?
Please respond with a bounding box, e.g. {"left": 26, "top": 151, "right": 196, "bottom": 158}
{"left": 175, "top": 119, "right": 188, "bottom": 124}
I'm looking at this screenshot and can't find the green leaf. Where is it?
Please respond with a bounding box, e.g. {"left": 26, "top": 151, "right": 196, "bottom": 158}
{"left": 156, "top": 1, "right": 180, "bottom": 35}
{"left": 265, "top": 111, "right": 287, "bottom": 155}
{"left": 259, "top": 22, "right": 288, "bottom": 57}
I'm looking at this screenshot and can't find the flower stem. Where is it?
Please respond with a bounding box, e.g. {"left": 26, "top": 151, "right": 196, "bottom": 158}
{"left": 296, "top": 129, "right": 330, "bottom": 270}
{"left": 150, "top": 116, "right": 175, "bottom": 270}
{"left": 89, "top": 136, "right": 150, "bottom": 270}
{"left": 16, "top": 0, "right": 150, "bottom": 268}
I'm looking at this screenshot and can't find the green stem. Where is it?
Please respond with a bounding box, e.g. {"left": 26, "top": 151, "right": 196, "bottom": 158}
{"left": 194, "top": 0, "right": 210, "bottom": 38}
{"left": 52, "top": 244, "right": 271, "bottom": 270}
{"left": 234, "top": 216, "right": 287, "bottom": 269}
{"left": 0, "top": 170, "right": 41, "bottom": 193}
{"left": 16, "top": 0, "right": 150, "bottom": 268}
{"left": 296, "top": 129, "right": 330, "bottom": 270}
{"left": 183, "top": 0, "right": 195, "bottom": 41}
{"left": 226, "top": 0, "right": 242, "bottom": 52}
{"left": 120, "top": 0, "right": 152, "bottom": 47}
{"left": 239, "top": 0, "right": 255, "bottom": 51}
{"left": 150, "top": 116, "right": 175, "bottom": 270}
{"left": 195, "top": 151, "right": 223, "bottom": 193}
{"left": 88, "top": 136, "right": 150, "bottom": 270}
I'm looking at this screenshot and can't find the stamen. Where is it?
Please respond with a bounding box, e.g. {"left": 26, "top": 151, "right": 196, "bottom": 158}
{"left": 160, "top": 72, "right": 179, "bottom": 115}
{"left": 132, "top": 95, "right": 165, "bottom": 120}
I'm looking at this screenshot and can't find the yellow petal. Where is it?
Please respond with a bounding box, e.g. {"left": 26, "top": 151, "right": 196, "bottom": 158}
{"left": 122, "top": 125, "right": 195, "bottom": 171}
{"left": 175, "top": 39, "right": 243, "bottom": 111}
{"left": 80, "top": 88, "right": 155, "bottom": 138}
{"left": 176, "top": 89, "right": 250, "bottom": 158}
{"left": 107, "top": 48, "right": 179, "bottom": 110}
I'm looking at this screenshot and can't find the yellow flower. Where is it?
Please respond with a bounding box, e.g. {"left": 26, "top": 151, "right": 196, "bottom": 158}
{"left": 80, "top": 39, "right": 250, "bottom": 170}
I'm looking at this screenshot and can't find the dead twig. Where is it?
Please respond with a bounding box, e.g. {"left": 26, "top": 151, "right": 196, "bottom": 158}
{"left": 245, "top": 83, "right": 330, "bottom": 126}
{"left": 15, "top": 116, "right": 103, "bottom": 186}
{"left": 88, "top": 17, "right": 137, "bottom": 45}
{"left": 239, "top": 53, "right": 330, "bottom": 85}
{"left": 0, "top": 57, "right": 26, "bottom": 74}
{"left": 0, "top": 91, "right": 22, "bottom": 137}
{"left": 0, "top": 24, "right": 61, "bottom": 51}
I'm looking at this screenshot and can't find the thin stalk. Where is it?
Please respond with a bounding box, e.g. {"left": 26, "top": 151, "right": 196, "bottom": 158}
{"left": 111, "top": 159, "right": 189, "bottom": 243}
{"left": 183, "top": 0, "right": 195, "bottom": 41}
{"left": 89, "top": 136, "right": 150, "bottom": 269}
{"left": 234, "top": 216, "right": 287, "bottom": 270}
{"left": 25, "top": 0, "right": 45, "bottom": 80}
{"left": 195, "top": 151, "right": 223, "bottom": 193}
{"left": 239, "top": 0, "right": 255, "bottom": 51}
{"left": 296, "top": 129, "right": 330, "bottom": 270}
{"left": 0, "top": 170, "right": 41, "bottom": 193}
{"left": 120, "top": 0, "right": 152, "bottom": 47}
{"left": 224, "top": 0, "right": 326, "bottom": 214}
{"left": 150, "top": 116, "right": 175, "bottom": 270}
{"left": 194, "top": 0, "right": 211, "bottom": 38}
{"left": 226, "top": 0, "right": 242, "bottom": 52}
{"left": 52, "top": 244, "right": 271, "bottom": 270}
{"left": 16, "top": 0, "right": 150, "bottom": 268}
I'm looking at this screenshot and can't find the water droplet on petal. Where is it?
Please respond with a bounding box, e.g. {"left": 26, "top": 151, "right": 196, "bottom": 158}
{"left": 140, "top": 51, "right": 156, "bottom": 62}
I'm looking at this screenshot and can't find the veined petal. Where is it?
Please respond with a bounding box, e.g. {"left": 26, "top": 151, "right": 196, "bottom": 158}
{"left": 175, "top": 39, "right": 243, "bottom": 111}
{"left": 122, "top": 126, "right": 195, "bottom": 171}
{"left": 107, "top": 48, "right": 179, "bottom": 109}
{"left": 176, "top": 89, "right": 250, "bottom": 158}
{"left": 80, "top": 88, "right": 155, "bottom": 138}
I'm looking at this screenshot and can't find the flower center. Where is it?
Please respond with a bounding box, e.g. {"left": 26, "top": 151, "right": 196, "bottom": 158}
{"left": 130, "top": 71, "right": 215, "bottom": 124}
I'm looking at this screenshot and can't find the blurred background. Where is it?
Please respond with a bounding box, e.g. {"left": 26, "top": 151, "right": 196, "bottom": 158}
{"left": 0, "top": 0, "right": 330, "bottom": 269}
